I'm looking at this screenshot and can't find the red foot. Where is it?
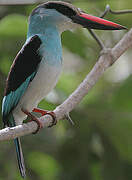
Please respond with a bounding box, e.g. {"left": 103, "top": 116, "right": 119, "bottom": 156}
{"left": 33, "top": 108, "right": 57, "bottom": 127}
{"left": 22, "top": 108, "right": 43, "bottom": 134}
{"left": 33, "top": 108, "right": 49, "bottom": 116}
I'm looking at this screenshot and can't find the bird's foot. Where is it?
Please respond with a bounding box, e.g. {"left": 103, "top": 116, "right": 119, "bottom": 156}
{"left": 22, "top": 108, "right": 43, "bottom": 134}
{"left": 33, "top": 108, "right": 57, "bottom": 128}
{"left": 33, "top": 108, "right": 49, "bottom": 116}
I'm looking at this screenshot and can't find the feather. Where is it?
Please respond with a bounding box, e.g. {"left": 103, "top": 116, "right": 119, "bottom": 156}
{"left": 2, "top": 35, "right": 42, "bottom": 126}
{"left": 2, "top": 35, "right": 42, "bottom": 179}
{"left": 14, "top": 138, "right": 26, "bottom": 178}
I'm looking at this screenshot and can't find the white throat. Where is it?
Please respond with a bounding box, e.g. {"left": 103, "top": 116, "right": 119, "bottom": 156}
{"left": 58, "top": 16, "right": 81, "bottom": 33}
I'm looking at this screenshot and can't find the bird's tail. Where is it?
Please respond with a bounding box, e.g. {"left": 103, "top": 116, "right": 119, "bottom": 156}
{"left": 14, "top": 138, "right": 26, "bottom": 178}
{"left": 2, "top": 112, "right": 26, "bottom": 178}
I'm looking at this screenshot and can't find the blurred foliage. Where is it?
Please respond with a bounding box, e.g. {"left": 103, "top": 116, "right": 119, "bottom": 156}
{"left": 0, "top": 0, "right": 132, "bottom": 180}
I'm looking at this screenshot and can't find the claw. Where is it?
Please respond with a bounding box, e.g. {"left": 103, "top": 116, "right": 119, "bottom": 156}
{"left": 22, "top": 108, "right": 43, "bottom": 134}
{"left": 33, "top": 108, "right": 48, "bottom": 116}
{"left": 46, "top": 111, "right": 57, "bottom": 128}
{"left": 33, "top": 108, "right": 57, "bottom": 128}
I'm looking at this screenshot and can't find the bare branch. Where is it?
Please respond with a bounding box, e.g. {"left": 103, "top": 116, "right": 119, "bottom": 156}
{"left": 87, "top": 29, "right": 105, "bottom": 49}
{"left": 100, "top": 4, "right": 132, "bottom": 18}
{"left": 100, "top": 4, "right": 111, "bottom": 18}
{"left": 89, "top": 5, "right": 131, "bottom": 48}
{"left": 0, "top": 28, "right": 132, "bottom": 141}
{"left": 110, "top": 8, "right": 132, "bottom": 15}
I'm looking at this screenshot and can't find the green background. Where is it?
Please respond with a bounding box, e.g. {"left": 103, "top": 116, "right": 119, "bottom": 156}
{"left": 0, "top": 0, "right": 132, "bottom": 179}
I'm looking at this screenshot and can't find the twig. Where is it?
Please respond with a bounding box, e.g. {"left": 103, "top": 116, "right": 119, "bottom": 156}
{"left": 100, "top": 4, "right": 111, "bottom": 18}
{"left": 100, "top": 4, "right": 132, "bottom": 18}
{"left": 88, "top": 29, "right": 105, "bottom": 49}
{"left": 0, "top": 28, "right": 132, "bottom": 141}
{"left": 65, "top": 113, "right": 75, "bottom": 126}
{"left": 110, "top": 9, "right": 132, "bottom": 14}
{"left": 89, "top": 5, "right": 132, "bottom": 48}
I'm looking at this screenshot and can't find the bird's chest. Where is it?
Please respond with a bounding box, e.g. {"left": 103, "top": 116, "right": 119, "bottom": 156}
{"left": 34, "top": 59, "right": 62, "bottom": 96}
{"left": 34, "top": 39, "right": 62, "bottom": 96}
{"left": 13, "top": 58, "right": 62, "bottom": 124}
{"left": 24, "top": 58, "right": 62, "bottom": 105}
{"left": 23, "top": 36, "right": 62, "bottom": 105}
{"left": 13, "top": 32, "right": 63, "bottom": 121}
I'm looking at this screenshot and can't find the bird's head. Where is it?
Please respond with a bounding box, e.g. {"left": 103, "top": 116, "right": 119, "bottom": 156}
{"left": 29, "top": 1, "right": 126, "bottom": 33}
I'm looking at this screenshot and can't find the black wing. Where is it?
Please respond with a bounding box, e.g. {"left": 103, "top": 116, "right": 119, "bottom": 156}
{"left": 2, "top": 35, "right": 42, "bottom": 126}
{"left": 5, "top": 35, "right": 42, "bottom": 96}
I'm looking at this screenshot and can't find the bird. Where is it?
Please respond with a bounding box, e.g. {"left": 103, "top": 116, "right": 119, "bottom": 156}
{"left": 2, "top": 1, "right": 126, "bottom": 178}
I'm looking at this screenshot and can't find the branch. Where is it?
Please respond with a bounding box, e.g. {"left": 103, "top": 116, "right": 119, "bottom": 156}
{"left": 88, "top": 29, "right": 105, "bottom": 49}
{"left": 100, "top": 4, "right": 132, "bottom": 18}
{"left": 0, "top": 28, "right": 132, "bottom": 141}
{"left": 90, "top": 5, "right": 132, "bottom": 48}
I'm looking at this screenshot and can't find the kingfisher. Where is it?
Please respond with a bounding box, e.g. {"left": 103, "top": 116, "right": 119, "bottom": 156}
{"left": 2, "top": 1, "right": 126, "bottom": 178}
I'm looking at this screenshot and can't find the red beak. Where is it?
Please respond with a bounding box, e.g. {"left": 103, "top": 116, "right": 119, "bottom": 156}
{"left": 72, "top": 12, "right": 127, "bottom": 30}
